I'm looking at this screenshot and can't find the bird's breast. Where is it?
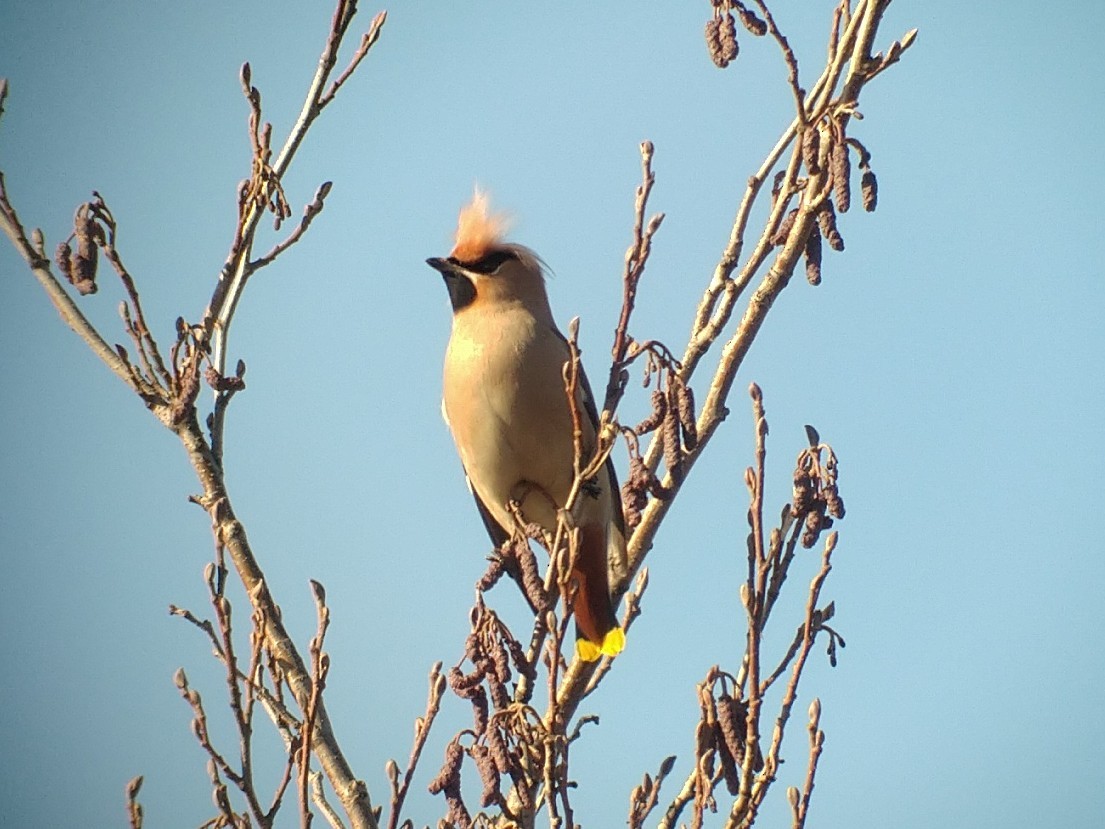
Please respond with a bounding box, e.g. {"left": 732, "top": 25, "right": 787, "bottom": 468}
{"left": 443, "top": 307, "right": 583, "bottom": 528}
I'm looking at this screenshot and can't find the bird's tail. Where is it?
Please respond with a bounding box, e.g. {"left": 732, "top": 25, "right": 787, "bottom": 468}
{"left": 571, "top": 524, "right": 626, "bottom": 662}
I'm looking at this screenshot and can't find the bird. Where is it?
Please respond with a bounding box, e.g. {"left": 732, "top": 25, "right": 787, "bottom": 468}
{"left": 427, "top": 189, "right": 626, "bottom": 662}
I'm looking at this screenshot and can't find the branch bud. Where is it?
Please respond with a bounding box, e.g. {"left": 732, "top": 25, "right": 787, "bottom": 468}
{"left": 659, "top": 754, "right": 676, "bottom": 777}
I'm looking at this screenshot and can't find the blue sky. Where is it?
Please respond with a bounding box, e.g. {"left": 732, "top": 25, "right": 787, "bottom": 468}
{"left": 1, "top": 2, "right": 1102, "bottom": 827}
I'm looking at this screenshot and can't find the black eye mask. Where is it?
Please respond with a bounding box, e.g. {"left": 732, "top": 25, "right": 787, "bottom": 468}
{"left": 450, "top": 248, "right": 516, "bottom": 275}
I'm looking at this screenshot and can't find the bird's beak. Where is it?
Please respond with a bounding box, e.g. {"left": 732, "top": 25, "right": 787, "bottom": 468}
{"left": 429, "top": 256, "right": 476, "bottom": 311}
{"left": 426, "top": 257, "right": 454, "bottom": 275}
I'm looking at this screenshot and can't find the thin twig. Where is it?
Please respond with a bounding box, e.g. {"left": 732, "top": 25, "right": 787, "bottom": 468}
{"left": 249, "top": 182, "right": 333, "bottom": 272}
{"left": 791, "top": 698, "right": 824, "bottom": 829}
{"left": 204, "top": 8, "right": 387, "bottom": 380}
{"left": 387, "top": 662, "right": 446, "bottom": 829}
{"left": 312, "top": 771, "right": 348, "bottom": 829}
{"left": 300, "top": 580, "right": 333, "bottom": 828}
{"left": 604, "top": 140, "right": 665, "bottom": 414}
{"left": 319, "top": 12, "right": 387, "bottom": 110}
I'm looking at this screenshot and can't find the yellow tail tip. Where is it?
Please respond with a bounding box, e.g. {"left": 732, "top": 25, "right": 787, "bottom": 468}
{"left": 575, "top": 628, "right": 626, "bottom": 662}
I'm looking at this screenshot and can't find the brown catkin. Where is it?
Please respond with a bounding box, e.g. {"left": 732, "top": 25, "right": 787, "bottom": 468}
{"left": 825, "top": 484, "right": 846, "bottom": 519}
{"left": 715, "top": 694, "right": 748, "bottom": 768}
{"left": 473, "top": 653, "right": 495, "bottom": 685}
{"left": 471, "top": 744, "right": 501, "bottom": 808}
{"left": 792, "top": 466, "right": 814, "bottom": 516}
{"left": 676, "top": 382, "right": 698, "bottom": 451}
{"left": 705, "top": 17, "right": 727, "bottom": 68}
{"left": 716, "top": 727, "right": 742, "bottom": 796}
{"left": 487, "top": 726, "right": 512, "bottom": 774}
{"left": 428, "top": 741, "right": 464, "bottom": 795}
{"left": 487, "top": 676, "right": 510, "bottom": 711}
{"left": 70, "top": 208, "right": 101, "bottom": 294}
{"left": 817, "top": 200, "right": 845, "bottom": 251}
{"left": 719, "top": 12, "right": 739, "bottom": 63}
{"left": 445, "top": 796, "right": 472, "bottom": 829}
{"left": 804, "top": 224, "right": 823, "bottom": 286}
{"left": 738, "top": 8, "right": 768, "bottom": 36}
{"left": 861, "top": 168, "right": 878, "bottom": 212}
{"left": 505, "top": 634, "right": 537, "bottom": 681}
{"left": 489, "top": 638, "right": 511, "bottom": 685}
{"left": 634, "top": 388, "right": 667, "bottom": 435}
{"left": 514, "top": 539, "right": 550, "bottom": 613}
{"left": 55, "top": 241, "right": 73, "bottom": 280}
{"left": 802, "top": 128, "right": 821, "bottom": 174}
{"left": 770, "top": 208, "right": 798, "bottom": 247}
{"left": 463, "top": 632, "right": 481, "bottom": 663}
{"left": 831, "top": 140, "right": 851, "bottom": 213}
{"left": 470, "top": 685, "right": 489, "bottom": 734}
{"left": 801, "top": 507, "right": 823, "bottom": 548}
{"left": 447, "top": 666, "right": 484, "bottom": 696}
{"left": 621, "top": 460, "right": 649, "bottom": 530}
{"left": 476, "top": 556, "right": 506, "bottom": 592}
{"left": 663, "top": 401, "right": 683, "bottom": 484}
{"left": 70, "top": 252, "right": 98, "bottom": 295}
{"left": 511, "top": 768, "right": 534, "bottom": 811}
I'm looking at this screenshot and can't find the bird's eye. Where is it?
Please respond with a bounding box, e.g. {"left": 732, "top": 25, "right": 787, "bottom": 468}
{"left": 464, "top": 249, "right": 516, "bottom": 274}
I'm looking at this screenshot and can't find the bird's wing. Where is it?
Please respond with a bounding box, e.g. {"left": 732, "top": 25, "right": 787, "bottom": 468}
{"left": 555, "top": 328, "right": 628, "bottom": 539}
{"left": 469, "top": 473, "right": 510, "bottom": 547}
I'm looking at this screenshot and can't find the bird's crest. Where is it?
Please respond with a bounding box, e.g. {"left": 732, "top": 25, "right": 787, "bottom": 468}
{"left": 450, "top": 187, "right": 512, "bottom": 263}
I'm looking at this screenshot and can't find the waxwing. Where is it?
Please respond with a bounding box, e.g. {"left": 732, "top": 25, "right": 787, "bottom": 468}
{"left": 427, "top": 190, "right": 626, "bottom": 661}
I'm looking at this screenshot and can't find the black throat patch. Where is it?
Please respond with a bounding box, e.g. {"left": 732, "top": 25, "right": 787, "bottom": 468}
{"left": 444, "top": 271, "right": 477, "bottom": 312}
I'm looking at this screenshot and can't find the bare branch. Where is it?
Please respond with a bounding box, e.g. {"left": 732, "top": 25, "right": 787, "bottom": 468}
{"left": 204, "top": 5, "right": 387, "bottom": 380}
{"left": 319, "top": 11, "right": 388, "bottom": 110}
{"left": 176, "top": 417, "right": 378, "bottom": 829}
{"left": 0, "top": 171, "right": 146, "bottom": 398}
{"left": 1, "top": 8, "right": 387, "bottom": 824}
{"left": 604, "top": 140, "right": 665, "bottom": 414}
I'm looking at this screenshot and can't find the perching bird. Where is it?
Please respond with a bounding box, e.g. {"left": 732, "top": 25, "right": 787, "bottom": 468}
{"left": 427, "top": 190, "right": 626, "bottom": 662}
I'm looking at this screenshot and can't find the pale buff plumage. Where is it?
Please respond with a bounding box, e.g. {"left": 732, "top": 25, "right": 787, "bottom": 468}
{"left": 427, "top": 190, "right": 625, "bottom": 661}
